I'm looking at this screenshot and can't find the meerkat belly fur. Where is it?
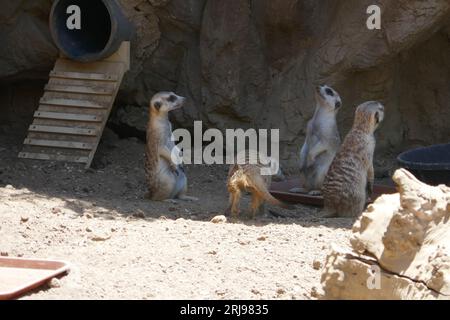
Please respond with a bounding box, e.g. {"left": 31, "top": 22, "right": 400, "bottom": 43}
{"left": 322, "top": 101, "right": 384, "bottom": 218}
{"left": 291, "top": 85, "right": 342, "bottom": 195}
{"left": 226, "top": 154, "right": 292, "bottom": 219}
{"left": 145, "top": 92, "right": 197, "bottom": 201}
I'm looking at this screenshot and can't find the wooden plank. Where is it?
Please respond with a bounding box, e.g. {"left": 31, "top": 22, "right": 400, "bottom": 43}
{"left": 28, "top": 125, "right": 97, "bottom": 136}
{"left": 50, "top": 71, "right": 118, "bottom": 82}
{"left": 40, "top": 98, "right": 107, "bottom": 109}
{"left": 34, "top": 111, "right": 102, "bottom": 122}
{"left": 18, "top": 152, "right": 89, "bottom": 164}
{"left": 45, "top": 84, "right": 114, "bottom": 95}
{"left": 23, "top": 139, "right": 94, "bottom": 150}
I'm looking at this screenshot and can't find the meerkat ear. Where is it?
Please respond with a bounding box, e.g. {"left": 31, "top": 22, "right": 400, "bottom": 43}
{"left": 154, "top": 101, "right": 162, "bottom": 110}
{"left": 374, "top": 111, "right": 380, "bottom": 124}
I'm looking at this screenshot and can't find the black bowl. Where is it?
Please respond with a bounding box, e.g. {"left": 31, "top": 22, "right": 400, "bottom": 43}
{"left": 397, "top": 143, "right": 450, "bottom": 186}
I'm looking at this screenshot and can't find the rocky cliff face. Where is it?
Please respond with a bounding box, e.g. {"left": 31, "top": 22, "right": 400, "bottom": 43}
{"left": 1, "top": 0, "right": 449, "bottom": 172}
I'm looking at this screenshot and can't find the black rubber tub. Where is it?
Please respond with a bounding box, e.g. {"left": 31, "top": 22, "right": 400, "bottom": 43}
{"left": 397, "top": 143, "right": 450, "bottom": 186}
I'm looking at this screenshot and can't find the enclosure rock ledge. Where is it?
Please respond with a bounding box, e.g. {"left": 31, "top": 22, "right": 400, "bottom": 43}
{"left": 320, "top": 169, "right": 450, "bottom": 300}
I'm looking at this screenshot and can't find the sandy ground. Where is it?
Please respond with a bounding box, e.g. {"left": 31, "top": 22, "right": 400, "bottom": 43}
{"left": 0, "top": 126, "right": 354, "bottom": 300}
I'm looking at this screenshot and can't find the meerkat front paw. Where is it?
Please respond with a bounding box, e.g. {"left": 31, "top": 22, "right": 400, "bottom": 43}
{"left": 177, "top": 195, "right": 199, "bottom": 202}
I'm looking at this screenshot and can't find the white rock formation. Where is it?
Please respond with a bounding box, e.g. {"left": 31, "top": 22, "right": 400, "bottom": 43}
{"left": 321, "top": 169, "right": 450, "bottom": 300}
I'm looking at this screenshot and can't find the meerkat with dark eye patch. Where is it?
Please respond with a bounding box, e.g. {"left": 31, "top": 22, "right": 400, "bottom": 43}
{"left": 226, "top": 153, "right": 293, "bottom": 219}
{"left": 322, "top": 101, "right": 385, "bottom": 218}
{"left": 290, "top": 85, "right": 342, "bottom": 195}
{"left": 145, "top": 91, "right": 198, "bottom": 201}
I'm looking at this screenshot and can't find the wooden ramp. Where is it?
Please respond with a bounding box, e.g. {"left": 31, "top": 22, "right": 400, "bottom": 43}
{"left": 19, "top": 42, "right": 130, "bottom": 169}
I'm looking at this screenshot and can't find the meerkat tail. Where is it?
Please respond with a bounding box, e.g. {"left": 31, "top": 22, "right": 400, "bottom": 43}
{"left": 251, "top": 175, "right": 294, "bottom": 210}
{"left": 262, "top": 192, "right": 294, "bottom": 210}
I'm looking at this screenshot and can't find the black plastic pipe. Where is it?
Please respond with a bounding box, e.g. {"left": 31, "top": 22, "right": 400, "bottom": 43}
{"left": 49, "top": 0, "right": 133, "bottom": 62}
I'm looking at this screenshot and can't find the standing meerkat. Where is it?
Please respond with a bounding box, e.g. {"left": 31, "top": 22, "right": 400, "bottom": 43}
{"left": 322, "top": 101, "right": 385, "bottom": 218}
{"left": 226, "top": 154, "right": 293, "bottom": 219}
{"left": 290, "top": 85, "right": 342, "bottom": 195}
{"left": 145, "top": 92, "right": 197, "bottom": 201}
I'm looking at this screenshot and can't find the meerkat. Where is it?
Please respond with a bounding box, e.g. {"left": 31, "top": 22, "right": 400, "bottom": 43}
{"left": 226, "top": 154, "right": 293, "bottom": 219}
{"left": 290, "top": 85, "right": 342, "bottom": 196}
{"left": 145, "top": 91, "right": 197, "bottom": 201}
{"left": 322, "top": 101, "right": 385, "bottom": 218}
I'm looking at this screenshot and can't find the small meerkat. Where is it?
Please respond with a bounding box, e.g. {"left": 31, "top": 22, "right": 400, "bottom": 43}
{"left": 322, "top": 101, "right": 385, "bottom": 218}
{"left": 226, "top": 154, "right": 293, "bottom": 219}
{"left": 145, "top": 92, "right": 197, "bottom": 201}
{"left": 290, "top": 85, "right": 342, "bottom": 195}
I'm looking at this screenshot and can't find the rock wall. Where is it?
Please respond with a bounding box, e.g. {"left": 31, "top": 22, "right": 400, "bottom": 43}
{"left": 1, "top": 0, "right": 449, "bottom": 172}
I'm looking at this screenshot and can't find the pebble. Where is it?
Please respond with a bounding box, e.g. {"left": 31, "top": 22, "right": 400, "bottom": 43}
{"left": 276, "top": 288, "right": 286, "bottom": 295}
{"left": 310, "top": 286, "right": 321, "bottom": 298}
{"left": 313, "top": 260, "right": 322, "bottom": 270}
{"left": 133, "top": 211, "right": 145, "bottom": 219}
{"left": 51, "top": 207, "right": 62, "bottom": 214}
{"left": 238, "top": 240, "right": 250, "bottom": 246}
{"left": 89, "top": 232, "right": 112, "bottom": 242}
{"left": 20, "top": 215, "right": 30, "bottom": 223}
{"left": 48, "top": 278, "right": 61, "bottom": 288}
{"left": 84, "top": 212, "right": 94, "bottom": 219}
{"left": 210, "top": 215, "right": 227, "bottom": 224}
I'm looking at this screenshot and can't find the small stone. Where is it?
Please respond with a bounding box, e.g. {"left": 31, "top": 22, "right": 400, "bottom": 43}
{"left": 84, "top": 212, "right": 94, "bottom": 219}
{"left": 48, "top": 278, "right": 61, "bottom": 288}
{"left": 276, "top": 288, "right": 286, "bottom": 295}
{"left": 310, "top": 286, "right": 320, "bottom": 298}
{"left": 251, "top": 289, "right": 261, "bottom": 295}
{"left": 89, "top": 232, "right": 112, "bottom": 242}
{"left": 313, "top": 260, "right": 322, "bottom": 270}
{"left": 210, "top": 215, "right": 227, "bottom": 224}
{"left": 207, "top": 250, "right": 217, "bottom": 255}
{"left": 86, "top": 227, "right": 92, "bottom": 232}
{"left": 0, "top": 251, "right": 8, "bottom": 257}
{"left": 51, "top": 207, "right": 62, "bottom": 214}
{"left": 20, "top": 216, "right": 29, "bottom": 223}
{"left": 133, "top": 211, "right": 146, "bottom": 219}
{"left": 257, "top": 236, "right": 267, "bottom": 241}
